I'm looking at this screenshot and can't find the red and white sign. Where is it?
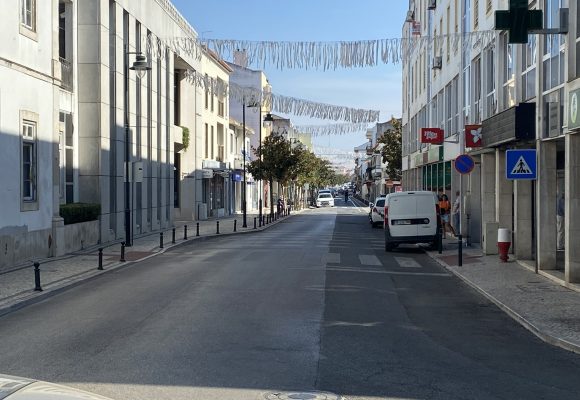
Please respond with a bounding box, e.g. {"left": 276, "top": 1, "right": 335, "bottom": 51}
{"left": 412, "top": 21, "right": 421, "bottom": 36}
{"left": 395, "top": 186, "right": 403, "bottom": 192}
{"left": 465, "top": 124, "right": 483, "bottom": 148}
{"left": 420, "top": 128, "right": 444, "bottom": 144}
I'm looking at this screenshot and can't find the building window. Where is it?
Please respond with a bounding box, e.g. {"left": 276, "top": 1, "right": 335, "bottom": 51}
{"left": 21, "top": 0, "right": 36, "bottom": 31}
{"left": 22, "top": 120, "right": 36, "bottom": 202}
{"left": 211, "top": 125, "right": 214, "bottom": 159}
{"left": 205, "top": 123, "right": 209, "bottom": 158}
{"left": 204, "top": 74, "right": 209, "bottom": 109}
{"left": 473, "top": 57, "right": 482, "bottom": 123}
{"left": 522, "top": 35, "right": 537, "bottom": 100}
{"left": 474, "top": 0, "right": 479, "bottom": 29}
{"left": 502, "top": 33, "right": 516, "bottom": 109}
{"left": 484, "top": 45, "right": 496, "bottom": 118}
{"left": 486, "top": 0, "right": 492, "bottom": 14}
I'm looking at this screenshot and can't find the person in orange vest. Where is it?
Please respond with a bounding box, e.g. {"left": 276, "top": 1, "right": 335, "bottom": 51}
{"left": 438, "top": 194, "right": 456, "bottom": 237}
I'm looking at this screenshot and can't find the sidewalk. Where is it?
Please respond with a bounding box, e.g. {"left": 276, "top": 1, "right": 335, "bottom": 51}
{"left": 426, "top": 239, "right": 580, "bottom": 354}
{"left": 0, "top": 209, "right": 304, "bottom": 317}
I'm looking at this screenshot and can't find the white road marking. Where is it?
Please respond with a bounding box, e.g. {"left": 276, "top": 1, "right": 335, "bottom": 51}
{"left": 326, "top": 267, "right": 450, "bottom": 277}
{"left": 358, "top": 254, "right": 382, "bottom": 266}
{"left": 348, "top": 199, "right": 362, "bottom": 212}
{"left": 323, "top": 252, "right": 341, "bottom": 264}
{"left": 394, "top": 257, "right": 423, "bottom": 269}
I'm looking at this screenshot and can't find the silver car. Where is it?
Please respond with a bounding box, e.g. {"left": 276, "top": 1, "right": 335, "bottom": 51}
{"left": 0, "top": 374, "right": 114, "bottom": 400}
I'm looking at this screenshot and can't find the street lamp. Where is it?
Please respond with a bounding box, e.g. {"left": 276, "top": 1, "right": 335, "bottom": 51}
{"left": 262, "top": 113, "right": 274, "bottom": 218}
{"left": 124, "top": 48, "right": 150, "bottom": 246}
{"left": 242, "top": 101, "right": 248, "bottom": 228}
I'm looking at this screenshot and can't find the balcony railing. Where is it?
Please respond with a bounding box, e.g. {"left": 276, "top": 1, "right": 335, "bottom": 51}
{"left": 60, "top": 57, "right": 73, "bottom": 91}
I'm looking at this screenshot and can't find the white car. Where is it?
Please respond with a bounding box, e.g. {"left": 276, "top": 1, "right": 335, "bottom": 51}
{"left": 369, "top": 196, "right": 387, "bottom": 227}
{"left": 316, "top": 193, "right": 335, "bottom": 207}
{"left": 384, "top": 191, "right": 440, "bottom": 251}
{"left": 0, "top": 374, "right": 114, "bottom": 399}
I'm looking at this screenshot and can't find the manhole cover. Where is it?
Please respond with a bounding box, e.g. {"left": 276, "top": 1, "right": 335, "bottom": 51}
{"left": 265, "top": 392, "right": 342, "bottom": 400}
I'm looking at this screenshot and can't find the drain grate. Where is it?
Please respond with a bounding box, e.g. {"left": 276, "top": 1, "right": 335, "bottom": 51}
{"left": 265, "top": 392, "right": 342, "bottom": 400}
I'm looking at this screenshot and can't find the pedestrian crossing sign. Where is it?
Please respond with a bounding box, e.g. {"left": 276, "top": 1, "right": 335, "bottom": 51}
{"left": 506, "top": 149, "right": 537, "bottom": 180}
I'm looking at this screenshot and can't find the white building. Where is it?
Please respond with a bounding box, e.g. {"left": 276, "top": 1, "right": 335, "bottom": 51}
{"left": 401, "top": 0, "right": 580, "bottom": 285}
{"left": 0, "top": 0, "right": 78, "bottom": 268}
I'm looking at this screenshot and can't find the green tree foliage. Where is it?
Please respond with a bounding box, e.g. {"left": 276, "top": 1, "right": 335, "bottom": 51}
{"left": 247, "top": 135, "right": 346, "bottom": 210}
{"left": 377, "top": 117, "right": 402, "bottom": 181}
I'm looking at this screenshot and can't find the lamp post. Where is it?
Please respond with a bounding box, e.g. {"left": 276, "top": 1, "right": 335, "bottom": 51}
{"left": 262, "top": 112, "right": 274, "bottom": 219}
{"left": 242, "top": 101, "right": 248, "bottom": 228}
{"left": 124, "top": 47, "right": 150, "bottom": 246}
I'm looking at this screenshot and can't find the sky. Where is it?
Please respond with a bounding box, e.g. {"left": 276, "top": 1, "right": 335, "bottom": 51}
{"left": 171, "top": 0, "right": 408, "bottom": 155}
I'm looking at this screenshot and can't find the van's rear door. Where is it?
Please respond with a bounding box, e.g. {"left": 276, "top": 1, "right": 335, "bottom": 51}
{"left": 388, "top": 194, "right": 418, "bottom": 237}
{"left": 415, "top": 193, "right": 437, "bottom": 236}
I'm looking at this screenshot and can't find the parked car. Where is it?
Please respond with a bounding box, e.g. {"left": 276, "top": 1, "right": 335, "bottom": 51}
{"left": 369, "top": 196, "right": 387, "bottom": 227}
{"left": 316, "top": 192, "right": 335, "bottom": 207}
{"left": 0, "top": 374, "right": 114, "bottom": 399}
{"left": 383, "top": 191, "right": 440, "bottom": 251}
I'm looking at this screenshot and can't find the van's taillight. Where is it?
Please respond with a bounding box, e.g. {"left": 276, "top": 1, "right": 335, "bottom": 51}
{"left": 384, "top": 206, "right": 389, "bottom": 226}
{"left": 373, "top": 207, "right": 377, "bottom": 213}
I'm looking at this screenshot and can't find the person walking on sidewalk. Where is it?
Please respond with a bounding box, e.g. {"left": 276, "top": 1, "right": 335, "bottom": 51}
{"left": 452, "top": 190, "right": 461, "bottom": 235}
{"left": 439, "top": 194, "right": 456, "bottom": 237}
{"left": 557, "top": 192, "right": 565, "bottom": 250}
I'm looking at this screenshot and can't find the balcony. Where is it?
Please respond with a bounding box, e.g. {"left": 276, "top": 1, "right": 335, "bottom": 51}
{"left": 60, "top": 57, "right": 73, "bottom": 91}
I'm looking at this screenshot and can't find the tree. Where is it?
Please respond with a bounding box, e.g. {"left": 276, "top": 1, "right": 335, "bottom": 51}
{"left": 246, "top": 135, "right": 299, "bottom": 217}
{"left": 377, "top": 117, "right": 402, "bottom": 181}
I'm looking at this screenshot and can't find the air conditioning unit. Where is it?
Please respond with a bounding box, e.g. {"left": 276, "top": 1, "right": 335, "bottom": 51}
{"left": 427, "top": 0, "right": 436, "bottom": 10}
{"left": 432, "top": 56, "right": 442, "bottom": 70}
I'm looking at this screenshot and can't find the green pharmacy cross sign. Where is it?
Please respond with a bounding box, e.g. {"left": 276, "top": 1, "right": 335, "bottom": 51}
{"left": 495, "top": 0, "right": 543, "bottom": 44}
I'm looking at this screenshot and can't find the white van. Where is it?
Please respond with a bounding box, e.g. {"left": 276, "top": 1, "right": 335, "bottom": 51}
{"left": 383, "top": 191, "right": 440, "bottom": 251}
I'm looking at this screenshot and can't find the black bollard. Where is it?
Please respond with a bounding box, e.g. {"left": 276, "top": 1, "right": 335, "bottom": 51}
{"left": 172, "top": 228, "right": 176, "bottom": 244}
{"left": 234, "top": 220, "right": 237, "bottom": 232}
{"left": 216, "top": 220, "right": 220, "bottom": 234}
{"left": 184, "top": 225, "right": 188, "bottom": 240}
{"left": 33, "top": 262, "right": 42, "bottom": 291}
{"left": 98, "top": 248, "right": 103, "bottom": 270}
{"left": 196, "top": 222, "right": 200, "bottom": 237}
{"left": 120, "top": 242, "right": 126, "bottom": 262}
{"left": 259, "top": 216, "right": 262, "bottom": 227}
{"left": 160, "top": 231, "right": 164, "bottom": 248}
{"left": 254, "top": 217, "right": 257, "bottom": 229}
{"left": 458, "top": 234, "right": 463, "bottom": 267}
{"left": 438, "top": 224, "right": 443, "bottom": 254}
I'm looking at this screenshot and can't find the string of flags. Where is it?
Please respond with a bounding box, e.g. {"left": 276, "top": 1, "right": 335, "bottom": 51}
{"left": 145, "top": 30, "right": 497, "bottom": 71}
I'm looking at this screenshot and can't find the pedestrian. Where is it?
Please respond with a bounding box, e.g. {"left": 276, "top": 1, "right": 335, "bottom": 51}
{"left": 557, "top": 192, "right": 565, "bottom": 250}
{"left": 438, "top": 194, "right": 456, "bottom": 237}
{"left": 452, "top": 190, "right": 461, "bottom": 235}
{"left": 344, "top": 189, "right": 349, "bottom": 203}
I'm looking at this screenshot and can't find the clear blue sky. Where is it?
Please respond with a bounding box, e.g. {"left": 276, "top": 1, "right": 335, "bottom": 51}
{"left": 171, "top": 0, "right": 407, "bottom": 152}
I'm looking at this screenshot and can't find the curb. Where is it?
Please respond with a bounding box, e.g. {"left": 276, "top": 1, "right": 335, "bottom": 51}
{"left": 424, "top": 250, "right": 580, "bottom": 355}
{"left": 0, "top": 210, "right": 306, "bottom": 318}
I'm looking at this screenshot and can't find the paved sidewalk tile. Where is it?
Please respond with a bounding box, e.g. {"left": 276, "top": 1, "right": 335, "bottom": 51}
{"left": 426, "top": 242, "right": 580, "bottom": 354}
{"left": 0, "top": 210, "right": 303, "bottom": 315}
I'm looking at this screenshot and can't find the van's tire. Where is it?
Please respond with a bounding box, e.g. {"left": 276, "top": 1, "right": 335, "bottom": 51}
{"left": 385, "top": 241, "right": 393, "bottom": 252}
{"left": 371, "top": 221, "right": 379, "bottom": 228}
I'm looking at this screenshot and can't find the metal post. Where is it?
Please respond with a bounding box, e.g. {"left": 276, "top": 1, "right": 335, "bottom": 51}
{"left": 242, "top": 102, "right": 248, "bottom": 228}
{"left": 458, "top": 234, "right": 463, "bottom": 267}
{"left": 124, "top": 44, "right": 132, "bottom": 247}
{"left": 196, "top": 222, "right": 200, "bottom": 237}
{"left": 98, "top": 248, "right": 103, "bottom": 270}
{"left": 438, "top": 224, "right": 443, "bottom": 254}
{"left": 160, "top": 232, "right": 164, "bottom": 248}
{"left": 234, "top": 219, "right": 237, "bottom": 232}
{"left": 254, "top": 217, "right": 257, "bottom": 229}
{"left": 120, "top": 242, "right": 126, "bottom": 262}
{"left": 33, "top": 262, "right": 42, "bottom": 291}
{"left": 184, "top": 225, "right": 188, "bottom": 240}
{"left": 172, "top": 228, "right": 176, "bottom": 244}
{"left": 216, "top": 220, "right": 220, "bottom": 234}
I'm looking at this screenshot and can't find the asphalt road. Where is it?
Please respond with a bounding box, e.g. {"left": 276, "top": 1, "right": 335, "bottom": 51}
{"left": 2, "top": 199, "right": 580, "bottom": 400}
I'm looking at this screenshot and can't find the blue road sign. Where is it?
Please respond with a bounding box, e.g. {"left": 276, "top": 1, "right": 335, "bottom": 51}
{"left": 506, "top": 149, "right": 537, "bottom": 180}
{"left": 454, "top": 154, "right": 475, "bottom": 175}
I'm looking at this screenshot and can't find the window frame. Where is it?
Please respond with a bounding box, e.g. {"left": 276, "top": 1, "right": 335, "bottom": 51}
{"left": 20, "top": 111, "right": 39, "bottom": 211}
{"left": 20, "top": 0, "right": 37, "bottom": 40}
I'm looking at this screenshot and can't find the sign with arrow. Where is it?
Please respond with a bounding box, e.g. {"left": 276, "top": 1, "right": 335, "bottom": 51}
{"left": 506, "top": 149, "right": 537, "bottom": 180}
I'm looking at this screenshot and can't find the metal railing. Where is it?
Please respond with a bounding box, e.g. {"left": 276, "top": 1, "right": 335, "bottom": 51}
{"left": 60, "top": 57, "right": 73, "bottom": 91}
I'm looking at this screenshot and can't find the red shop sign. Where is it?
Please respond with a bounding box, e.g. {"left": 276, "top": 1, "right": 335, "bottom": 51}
{"left": 420, "top": 128, "right": 444, "bottom": 144}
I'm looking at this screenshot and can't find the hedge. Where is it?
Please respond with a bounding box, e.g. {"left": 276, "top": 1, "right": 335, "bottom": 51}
{"left": 60, "top": 203, "right": 101, "bottom": 225}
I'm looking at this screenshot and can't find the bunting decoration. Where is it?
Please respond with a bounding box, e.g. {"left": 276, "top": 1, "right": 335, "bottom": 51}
{"left": 146, "top": 30, "right": 497, "bottom": 70}
{"left": 182, "top": 69, "right": 380, "bottom": 123}
{"left": 292, "top": 123, "right": 371, "bottom": 136}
